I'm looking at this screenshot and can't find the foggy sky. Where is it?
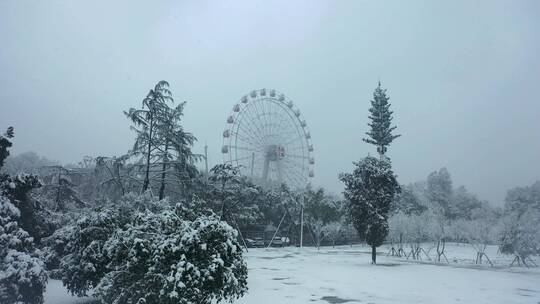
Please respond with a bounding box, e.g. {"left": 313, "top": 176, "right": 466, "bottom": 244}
{"left": 1, "top": 0, "right": 539, "bottom": 205}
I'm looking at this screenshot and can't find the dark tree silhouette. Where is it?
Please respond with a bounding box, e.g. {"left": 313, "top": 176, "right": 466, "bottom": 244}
{"left": 340, "top": 156, "right": 400, "bottom": 264}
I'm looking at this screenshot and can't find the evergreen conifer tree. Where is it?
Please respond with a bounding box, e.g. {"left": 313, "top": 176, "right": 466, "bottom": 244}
{"left": 126, "top": 81, "right": 199, "bottom": 197}
{"left": 125, "top": 81, "right": 173, "bottom": 192}
{"left": 363, "top": 82, "right": 400, "bottom": 158}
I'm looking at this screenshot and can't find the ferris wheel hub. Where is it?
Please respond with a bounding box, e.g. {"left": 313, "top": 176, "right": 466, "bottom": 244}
{"left": 266, "top": 145, "right": 285, "bottom": 161}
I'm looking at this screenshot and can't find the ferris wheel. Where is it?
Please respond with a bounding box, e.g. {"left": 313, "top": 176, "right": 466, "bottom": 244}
{"left": 221, "top": 88, "right": 314, "bottom": 189}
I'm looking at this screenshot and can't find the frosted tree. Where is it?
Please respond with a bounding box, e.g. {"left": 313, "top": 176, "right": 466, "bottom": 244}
{"left": 500, "top": 210, "right": 540, "bottom": 267}
{"left": 40, "top": 165, "right": 86, "bottom": 211}
{"left": 452, "top": 186, "right": 484, "bottom": 220}
{"left": 504, "top": 181, "right": 540, "bottom": 214}
{"left": 201, "top": 164, "right": 267, "bottom": 248}
{"left": 391, "top": 184, "right": 427, "bottom": 216}
{"left": 425, "top": 168, "right": 455, "bottom": 262}
{"left": 428, "top": 210, "right": 450, "bottom": 263}
{"left": 1, "top": 151, "right": 57, "bottom": 175}
{"left": 303, "top": 187, "right": 341, "bottom": 249}
{"left": 407, "top": 212, "right": 433, "bottom": 260}
{"left": 499, "top": 181, "right": 540, "bottom": 267}
{"left": 208, "top": 164, "right": 243, "bottom": 221}
{"left": 460, "top": 217, "right": 496, "bottom": 266}
{"left": 94, "top": 155, "right": 132, "bottom": 198}
{"left": 340, "top": 156, "right": 400, "bottom": 264}
{"left": 362, "top": 82, "right": 400, "bottom": 159}
{"left": 322, "top": 221, "right": 344, "bottom": 248}
{"left": 426, "top": 168, "right": 454, "bottom": 218}
{"left": 388, "top": 212, "right": 408, "bottom": 257}
{"left": 388, "top": 212, "right": 432, "bottom": 260}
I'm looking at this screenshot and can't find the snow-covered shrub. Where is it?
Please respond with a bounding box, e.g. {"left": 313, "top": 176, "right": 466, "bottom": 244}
{"left": 0, "top": 195, "right": 48, "bottom": 304}
{"left": 58, "top": 194, "right": 248, "bottom": 303}
{"left": 57, "top": 193, "right": 176, "bottom": 295}
{"left": 174, "top": 195, "right": 213, "bottom": 221}
{"left": 0, "top": 173, "right": 59, "bottom": 244}
{"left": 114, "top": 191, "right": 170, "bottom": 214}
{"left": 60, "top": 208, "right": 128, "bottom": 296}
{"left": 96, "top": 207, "right": 248, "bottom": 304}
{"left": 42, "top": 224, "right": 73, "bottom": 279}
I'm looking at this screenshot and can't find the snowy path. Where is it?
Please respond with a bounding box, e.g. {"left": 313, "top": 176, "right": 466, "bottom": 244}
{"left": 45, "top": 244, "right": 540, "bottom": 304}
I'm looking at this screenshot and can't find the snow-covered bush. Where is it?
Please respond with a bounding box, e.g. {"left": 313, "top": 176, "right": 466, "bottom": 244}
{"left": 57, "top": 194, "right": 248, "bottom": 303}
{"left": 57, "top": 193, "right": 179, "bottom": 296}
{"left": 42, "top": 224, "right": 73, "bottom": 279}
{"left": 60, "top": 208, "right": 128, "bottom": 296}
{"left": 0, "top": 195, "right": 48, "bottom": 304}
{"left": 96, "top": 207, "right": 248, "bottom": 304}
{"left": 114, "top": 191, "right": 170, "bottom": 214}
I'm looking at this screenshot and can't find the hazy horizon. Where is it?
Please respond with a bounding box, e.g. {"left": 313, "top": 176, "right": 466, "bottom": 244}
{"left": 1, "top": 0, "right": 539, "bottom": 205}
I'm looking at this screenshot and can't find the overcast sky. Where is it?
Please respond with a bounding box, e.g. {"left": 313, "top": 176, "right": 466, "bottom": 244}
{"left": 1, "top": 0, "right": 539, "bottom": 205}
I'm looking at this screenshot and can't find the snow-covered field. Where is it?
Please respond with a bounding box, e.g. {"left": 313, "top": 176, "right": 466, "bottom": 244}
{"left": 45, "top": 244, "right": 540, "bottom": 304}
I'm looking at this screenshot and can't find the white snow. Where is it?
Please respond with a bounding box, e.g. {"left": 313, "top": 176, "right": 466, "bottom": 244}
{"left": 44, "top": 243, "right": 540, "bottom": 304}
{"left": 43, "top": 280, "right": 95, "bottom": 304}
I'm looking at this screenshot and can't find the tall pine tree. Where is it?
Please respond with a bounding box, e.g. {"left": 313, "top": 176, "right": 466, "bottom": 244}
{"left": 155, "top": 101, "right": 199, "bottom": 200}
{"left": 125, "top": 81, "right": 173, "bottom": 193}
{"left": 125, "top": 81, "right": 199, "bottom": 197}
{"left": 340, "top": 82, "right": 402, "bottom": 264}
{"left": 363, "top": 82, "right": 400, "bottom": 158}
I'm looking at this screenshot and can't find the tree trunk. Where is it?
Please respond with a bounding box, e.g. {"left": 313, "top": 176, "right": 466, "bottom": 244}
{"left": 372, "top": 245, "right": 377, "bottom": 264}
{"left": 158, "top": 141, "right": 169, "bottom": 200}
{"left": 55, "top": 170, "right": 62, "bottom": 211}
{"left": 109, "top": 162, "right": 124, "bottom": 196}
{"left": 219, "top": 180, "right": 226, "bottom": 220}
{"left": 142, "top": 117, "right": 153, "bottom": 193}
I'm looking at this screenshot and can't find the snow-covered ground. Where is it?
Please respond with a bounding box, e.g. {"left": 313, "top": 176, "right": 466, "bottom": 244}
{"left": 45, "top": 243, "right": 540, "bottom": 304}
{"left": 44, "top": 280, "right": 96, "bottom": 304}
